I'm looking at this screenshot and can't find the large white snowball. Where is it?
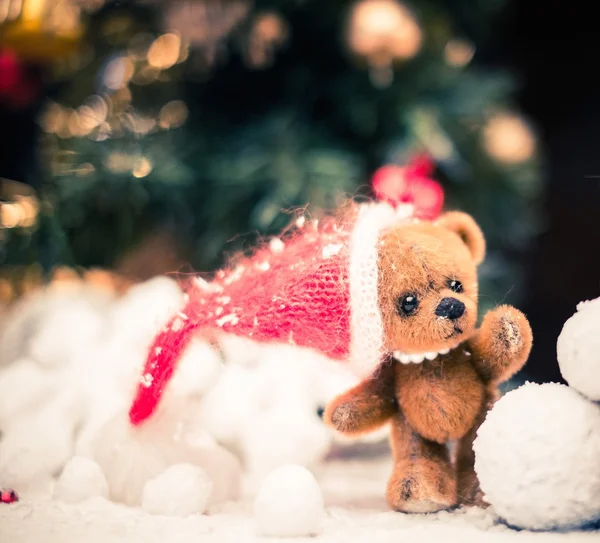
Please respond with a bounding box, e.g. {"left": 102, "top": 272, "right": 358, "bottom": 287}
{"left": 142, "top": 463, "right": 213, "bottom": 517}
{"left": 54, "top": 456, "right": 109, "bottom": 503}
{"left": 557, "top": 297, "right": 600, "bottom": 401}
{"left": 474, "top": 382, "right": 600, "bottom": 530}
{"left": 254, "top": 465, "right": 324, "bottom": 537}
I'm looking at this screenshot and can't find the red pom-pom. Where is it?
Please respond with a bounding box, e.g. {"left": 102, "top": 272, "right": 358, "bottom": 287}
{"left": 0, "top": 488, "right": 18, "bottom": 504}
{"left": 372, "top": 156, "right": 444, "bottom": 220}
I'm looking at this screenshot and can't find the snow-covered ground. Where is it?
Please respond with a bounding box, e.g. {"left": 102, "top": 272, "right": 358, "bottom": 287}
{"left": 1, "top": 457, "right": 598, "bottom": 543}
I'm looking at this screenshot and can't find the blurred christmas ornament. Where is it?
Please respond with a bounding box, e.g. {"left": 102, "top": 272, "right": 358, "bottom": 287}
{"left": 0, "top": 488, "right": 18, "bottom": 504}
{"left": 0, "top": 49, "right": 42, "bottom": 108}
{"left": 371, "top": 156, "right": 444, "bottom": 220}
{"left": 347, "top": 0, "right": 422, "bottom": 87}
{"left": 245, "top": 12, "right": 289, "bottom": 69}
{"left": 0, "top": 0, "right": 84, "bottom": 62}
{"left": 483, "top": 113, "right": 537, "bottom": 165}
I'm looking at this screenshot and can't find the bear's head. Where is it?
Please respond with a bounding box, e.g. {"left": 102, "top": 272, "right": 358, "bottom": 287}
{"left": 377, "top": 211, "right": 485, "bottom": 362}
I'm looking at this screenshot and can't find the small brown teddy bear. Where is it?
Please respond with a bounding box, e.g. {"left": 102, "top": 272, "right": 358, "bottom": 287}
{"left": 324, "top": 211, "right": 532, "bottom": 514}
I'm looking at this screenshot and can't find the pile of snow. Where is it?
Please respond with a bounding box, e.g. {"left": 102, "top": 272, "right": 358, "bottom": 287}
{"left": 0, "top": 276, "right": 387, "bottom": 512}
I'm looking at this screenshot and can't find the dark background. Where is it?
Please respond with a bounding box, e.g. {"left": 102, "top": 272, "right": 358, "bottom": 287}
{"left": 1, "top": 0, "right": 599, "bottom": 384}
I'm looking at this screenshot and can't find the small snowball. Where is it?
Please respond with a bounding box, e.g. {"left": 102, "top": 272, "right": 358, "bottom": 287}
{"left": 557, "top": 296, "right": 600, "bottom": 400}
{"left": 474, "top": 382, "right": 600, "bottom": 530}
{"left": 0, "top": 408, "right": 76, "bottom": 489}
{"left": 92, "top": 409, "right": 241, "bottom": 507}
{"left": 54, "top": 456, "right": 109, "bottom": 503}
{"left": 142, "top": 463, "right": 213, "bottom": 517}
{"left": 254, "top": 465, "right": 324, "bottom": 537}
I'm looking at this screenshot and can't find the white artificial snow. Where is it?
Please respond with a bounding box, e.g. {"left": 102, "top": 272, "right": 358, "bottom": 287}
{"left": 198, "top": 338, "right": 387, "bottom": 484}
{"left": 142, "top": 463, "right": 213, "bottom": 517}
{"left": 556, "top": 296, "right": 600, "bottom": 401}
{"left": 0, "top": 278, "right": 388, "bottom": 498}
{"left": 0, "top": 399, "right": 80, "bottom": 490}
{"left": 0, "top": 357, "right": 61, "bottom": 426}
{"left": 54, "top": 456, "right": 109, "bottom": 504}
{"left": 254, "top": 464, "right": 325, "bottom": 537}
{"left": 474, "top": 382, "right": 600, "bottom": 531}
{"left": 0, "top": 285, "right": 113, "bottom": 368}
{"left": 167, "top": 338, "right": 223, "bottom": 399}
{"left": 90, "top": 407, "right": 242, "bottom": 508}
{"left": 1, "top": 457, "right": 598, "bottom": 543}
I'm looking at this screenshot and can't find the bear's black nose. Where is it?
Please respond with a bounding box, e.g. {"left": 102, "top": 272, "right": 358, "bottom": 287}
{"left": 435, "top": 297, "right": 465, "bottom": 320}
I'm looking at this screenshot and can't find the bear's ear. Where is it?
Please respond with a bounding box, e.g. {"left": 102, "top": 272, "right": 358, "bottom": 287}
{"left": 436, "top": 211, "right": 486, "bottom": 265}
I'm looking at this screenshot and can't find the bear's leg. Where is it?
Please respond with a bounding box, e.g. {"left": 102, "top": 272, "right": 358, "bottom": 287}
{"left": 386, "top": 412, "right": 457, "bottom": 514}
{"left": 456, "top": 396, "right": 494, "bottom": 507}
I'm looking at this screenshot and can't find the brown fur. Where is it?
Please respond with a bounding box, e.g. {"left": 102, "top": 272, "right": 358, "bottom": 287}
{"left": 324, "top": 212, "right": 532, "bottom": 514}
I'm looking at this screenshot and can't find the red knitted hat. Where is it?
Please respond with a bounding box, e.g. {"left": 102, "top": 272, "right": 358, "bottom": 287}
{"left": 129, "top": 159, "right": 444, "bottom": 425}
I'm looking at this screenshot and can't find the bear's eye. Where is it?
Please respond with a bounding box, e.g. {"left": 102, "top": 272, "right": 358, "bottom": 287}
{"left": 448, "top": 279, "right": 463, "bottom": 293}
{"left": 397, "top": 294, "right": 419, "bottom": 316}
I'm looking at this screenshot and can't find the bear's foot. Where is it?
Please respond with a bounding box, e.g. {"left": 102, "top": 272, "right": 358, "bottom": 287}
{"left": 386, "top": 459, "right": 457, "bottom": 514}
{"left": 457, "top": 469, "right": 487, "bottom": 508}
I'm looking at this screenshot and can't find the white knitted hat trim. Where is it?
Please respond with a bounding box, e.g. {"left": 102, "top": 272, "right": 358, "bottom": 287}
{"left": 348, "top": 202, "right": 410, "bottom": 378}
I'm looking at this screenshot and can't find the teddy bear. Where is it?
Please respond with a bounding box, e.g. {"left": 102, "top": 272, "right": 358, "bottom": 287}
{"left": 323, "top": 211, "right": 533, "bottom": 514}
{"left": 473, "top": 296, "right": 600, "bottom": 531}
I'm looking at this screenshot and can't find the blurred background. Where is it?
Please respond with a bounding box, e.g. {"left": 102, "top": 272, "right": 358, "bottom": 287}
{"left": 0, "top": 0, "right": 598, "bottom": 385}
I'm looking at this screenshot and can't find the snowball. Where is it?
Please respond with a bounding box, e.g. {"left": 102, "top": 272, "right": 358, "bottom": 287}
{"left": 474, "top": 382, "right": 600, "bottom": 530}
{"left": 54, "top": 456, "right": 109, "bottom": 503}
{"left": 91, "top": 408, "right": 241, "bottom": 507}
{"left": 254, "top": 465, "right": 324, "bottom": 537}
{"left": 557, "top": 296, "right": 600, "bottom": 400}
{"left": 0, "top": 407, "right": 76, "bottom": 489}
{"left": 142, "top": 463, "right": 213, "bottom": 517}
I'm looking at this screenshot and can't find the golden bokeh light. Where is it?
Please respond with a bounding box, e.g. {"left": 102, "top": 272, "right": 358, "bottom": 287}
{"left": 147, "top": 33, "right": 181, "bottom": 70}
{"left": 348, "top": 0, "right": 422, "bottom": 64}
{"left": 76, "top": 162, "right": 95, "bottom": 176}
{"left": 159, "top": 100, "right": 189, "bottom": 129}
{"left": 444, "top": 39, "right": 475, "bottom": 67}
{"left": 132, "top": 157, "right": 152, "bottom": 178}
{"left": 246, "top": 12, "right": 289, "bottom": 68}
{"left": 483, "top": 113, "right": 537, "bottom": 165}
{"left": 39, "top": 101, "right": 66, "bottom": 134}
{"left": 103, "top": 55, "right": 134, "bottom": 90}
{"left": 1, "top": 203, "right": 23, "bottom": 229}
{"left": 15, "top": 195, "right": 38, "bottom": 228}
{"left": 106, "top": 151, "right": 134, "bottom": 173}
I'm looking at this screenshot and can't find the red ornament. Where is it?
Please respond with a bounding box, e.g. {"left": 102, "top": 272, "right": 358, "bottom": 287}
{"left": 0, "top": 49, "right": 41, "bottom": 109}
{"left": 371, "top": 156, "right": 444, "bottom": 220}
{"left": 0, "top": 50, "right": 22, "bottom": 93}
{"left": 0, "top": 488, "right": 18, "bottom": 504}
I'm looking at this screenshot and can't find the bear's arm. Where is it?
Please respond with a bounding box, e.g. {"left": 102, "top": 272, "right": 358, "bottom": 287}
{"left": 466, "top": 305, "right": 533, "bottom": 385}
{"left": 323, "top": 360, "right": 397, "bottom": 436}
